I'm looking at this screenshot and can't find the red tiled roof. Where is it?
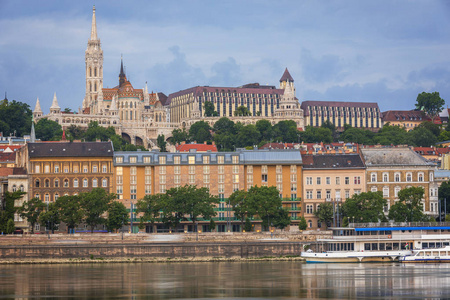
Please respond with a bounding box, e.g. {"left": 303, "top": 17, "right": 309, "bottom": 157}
{"left": 0, "top": 152, "right": 15, "bottom": 162}
{"left": 175, "top": 144, "right": 218, "bottom": 152}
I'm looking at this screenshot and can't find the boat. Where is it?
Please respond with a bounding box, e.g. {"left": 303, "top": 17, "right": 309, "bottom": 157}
{"left": 400, "top": 245, "right": 450, "bottom": 263}
{"left": 301, "top": 222, "right": 450, "bottom": 263}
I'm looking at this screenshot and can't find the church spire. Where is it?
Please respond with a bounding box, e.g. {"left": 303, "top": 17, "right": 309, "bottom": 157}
{"left": 119, "top": 56, "right": 126, "bottom": 87}
{"left": 50, "top": 92, "right": 61, "bottom": 114}
{"left": 90, "top": 5, "right": 98, "bottom": 41}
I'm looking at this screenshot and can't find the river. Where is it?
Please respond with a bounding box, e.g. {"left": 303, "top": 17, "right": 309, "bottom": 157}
{"left": 0, "top": 262, "right": 449, "bottom": 299}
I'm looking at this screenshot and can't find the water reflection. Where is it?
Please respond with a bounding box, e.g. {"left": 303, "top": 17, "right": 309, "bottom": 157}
{"left": 1, "top": 262, "right": 450, "bottom": 299}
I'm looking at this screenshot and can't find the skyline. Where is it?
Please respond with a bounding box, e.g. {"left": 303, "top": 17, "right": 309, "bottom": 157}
{"left": 1, "top": 1, "right": 449, "bottom": 114}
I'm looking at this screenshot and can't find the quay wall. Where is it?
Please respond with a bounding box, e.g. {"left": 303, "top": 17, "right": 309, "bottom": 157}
{"left": 0, "top": 242, "right": 301, "bottom": 260}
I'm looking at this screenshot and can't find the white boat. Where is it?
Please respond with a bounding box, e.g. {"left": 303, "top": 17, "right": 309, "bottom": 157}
{"left": 301, "top": 222, "right": 450, "bottom": 263}
{"left": 400, "top": 245, "right": 450, "bottom": 263}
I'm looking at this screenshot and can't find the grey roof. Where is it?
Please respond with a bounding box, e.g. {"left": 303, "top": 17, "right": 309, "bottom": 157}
{"left": 241, "top": 150, "right": 302, "bottom": 165}
{"left": 28, "top": 142, "right": 113, "bottom": 158}
{"left": 302, "top": 154, "right": 364, "bottom": 169}
{"left": 435, "top": 169, "right": 450, "bottom": 178}
{"left": 360, "top": 147, "right": 430, "bottom": 167}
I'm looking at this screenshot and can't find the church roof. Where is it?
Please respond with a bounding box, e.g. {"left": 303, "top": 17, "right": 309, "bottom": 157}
{"left": 279, "top": 68, "right": 294, "bottom": 82}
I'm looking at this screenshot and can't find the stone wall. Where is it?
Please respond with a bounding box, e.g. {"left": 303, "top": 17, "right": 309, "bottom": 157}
{"left": 0, "top": 242, "right": 301, "bottom": 259}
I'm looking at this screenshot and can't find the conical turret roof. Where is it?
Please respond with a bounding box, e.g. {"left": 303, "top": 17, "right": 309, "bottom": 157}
{"left": 50, "top": 92, "right": 60, "bottom": 109}
{"left": 279, "top": 68, "right": 294, "bottom": 82}
{"left": 90, "top": 5, "right": 98, "bottom": 41}
{"left": 34, "top": 97, "right": 43, "bottom": 113}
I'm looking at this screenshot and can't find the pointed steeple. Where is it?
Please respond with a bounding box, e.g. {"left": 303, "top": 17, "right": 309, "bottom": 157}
{"left": 110, "top": 95, "right": 118, "bottom": 111}
{"left": 30, "top": 120, "right": 36, "bottom": 143}
{"left": 34, "top": 97, "right": 43, "bottom": 113}
{"left": 119, "top": 56, "right": 126, "bottom": 87}
{"left": 280, "top": 68, "right": 294, "bottom": 82}
{"left": 90, "top": 5, "right": 98, "bottom": 41}
{"left": 50, "top": 92, "right": 60, "bottom": 109}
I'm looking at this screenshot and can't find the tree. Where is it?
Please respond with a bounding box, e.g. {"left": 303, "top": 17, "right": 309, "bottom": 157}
{"left": 234, "top": 105, "right": 251, "bottom": 116}
{"left": 39, "top": 202, "right": 61, "bottom": 234}
{"left": 247, "top": 186, "right": 286, "bottom": 231}
{"left": 189, "top": 121, "right": 212, "bottom": 143}
{"left": 273, "top": 120, "right": 301, "bottom": 143}
{"left": 18, "top": 197, "right": 45, "bottom": 233}
{"left": 244, "top": 218, "right": 253, "bottom": 232}
{"left": 407, "top": 127, "right": 437, "bottom": 147}
{"left": 415, "top": 91, "right": 445, "bottom": 122}
{"left": 256, "top": 119, "right": 274, "bottom": 141}
{"left": 213, "top": 117, "right": 236, "bottom": 135}
{"left": 136, "top": 194, "right": 163, "bottom": 229}
{"left": 56, "top": 195, "right": 84, "bottom": 234}
{"left": 299, "top": 216, "right": 307, "bottom": 231}
{"left": 229, "top": 190, "right": 253, "bottom": 230}
{"left": 236, "top": 124, "right": 260, "bottom": 148}
{"left": 0, "top": 191, "right": 24, "bottom": 233}
{"left": 301, "top": 126, "right": 332, "bottom": 143}
{"left": 65, "top": 125, "right": 86, "bottom": 141}
{"left": 171, "top": 128, "right": 189, "bottom": 145}
{"left": 6, "top": 219, "right": 15, "bottom": 234}
{"left": 203, "top": 101, "right": 218, "bottom": 117}
{"left": 342, "top": 216, "right": 349, "bottom": 227}
{"left": 342, "top": 191, "right": 387, "bottom": 223}
{"left": 80, "top": 188, "right": 116, "bottom": 233}
{"left": 373, "top": 124, "right": 408, "bottom": 145}
{"left": 63, "top": 108, "right": 72, "bottom": 113}
{"left": 340, "top": 127, "right": 374, "bottom": 145}
{"left": 314, "top": 203, "right": 334, "bottom": 229}
{"left": 388, "top": 187, "right": 427, "bottom": 222}
{"left": 35, "top": 118, "right": 63, "bottom": 141}
{"left": 418, "top": 121, "right": 441, "bottom": 137}
{"left": 84, "top": 121, "right": 115, "bottom": 142}
{"left": 321, "top": 120, "right": 338, "bottom": 142}
{"left": 157, "top": 134, "right": 167, "bottom": 152}
{"left": 0, "top": 99, "right": 32, "bottom": 137}
{"left": 439, "top": 181, "right": 450, "bottom": 216}
{"left": 272, "top": 208, "right": 291, "bottom": 230}
{"left": 106, "top": 202, "right": 129, "bottom": 232}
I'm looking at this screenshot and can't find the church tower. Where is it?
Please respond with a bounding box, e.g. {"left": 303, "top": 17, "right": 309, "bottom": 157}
{"left": 84, "top": 5, "right": 103, "bottom": 114}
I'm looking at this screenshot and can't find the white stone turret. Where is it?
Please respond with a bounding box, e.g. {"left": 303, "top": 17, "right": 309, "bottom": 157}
{"left": 109, "top": 95, "right": 118, "bottom": 116}
{"left": 33, "top": 97, "right": 43, "bottom": 119}
{"left": 143, "top": 82, "right": 150, "bottom": 104}
{"left": 50, "top": 92, "right": 61, "bottom": 114}
{"left": 274, "top": 68, "right": 304, "bottom": 128}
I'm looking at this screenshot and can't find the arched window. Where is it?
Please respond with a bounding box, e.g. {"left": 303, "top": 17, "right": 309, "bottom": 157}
{"left": 73, "top": 179, "right": 78, "bottom": 188}
{"left": 54, "top": 165, "right": 60, "bottom": 173}
{"left": 430, "top": 172, "right": 434, "bottom": 182}
{"left": 19, "top": 185, "right": 24, "bottom": 192}
{"left": 45, "top": 179, "right": 50, "bottom": 188}
{"left": 383, "top": 173, "right": 388, "bottom": 182}
{"left": 395, "top": 173, "right": 400, "bottom": 182}
{"left": 102, "top": 179, "right": 108, "bottom": 187}
{"left": 44, "top": 194, "right": 49, "bottom": 203}
{"left": 406, "top": 173, "right": 412, "bottom": 182}
{"left": 93, "top": 165, "right": 98, "bottom": 173}
{"left": 383, "top": 187, "right": 389, "bottom": 197}
{"left": 371, "top": 173, "right": 377, "bottom": 182}
{"left": 418, "top": 173, "right": 424, "bottom": 182}
{"left": 92, "top": 179, "right": 98, "bottom": 187}
{"left": 64, "top": 179, "right": 69, "bottom": 187}
{"left": 94, "top": 67, "right": 97, "bottom": 77}
{"left": 90, "top": 83, "right": 92, "bottom": 92}
{"left": 54, "top": 193, "right": 59, "bottom": 201}
{"left": 35, "top": 180, "right": 40, "bottom": 188}
{"left": 94, "top": 83, "right": 97, "bottom": 92}
{"left": 12, "top": 185, "right": 17, "bottom": 192}
{"left": 308, "top": 220, "right": 312, "bottom": 228}
{"left": 83, "top": 179, "right": 88, "bottom": 187}
{"left": 35, "top": 194, "right": 40, "bottom": 200}
{"left": 89, "top": 67, "right": 92, "bottom": 77}
{"left": 54, "top": 179, "right": 59, "bottom": 188}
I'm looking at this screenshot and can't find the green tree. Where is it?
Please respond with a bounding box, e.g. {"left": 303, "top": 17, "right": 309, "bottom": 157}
{"left": 213, "top": 117, "right": 236, "bottom": 135}
{"left": 0, "top": 191, "right": 24, "bottom": 233}
{"left": 171, "top": 128, "right": 189, "bottom": 145}
{"left": 106, "top": 202, "right": 129, "bottom": 232}
{"left": 18, "top": 197, "right": 45, "bottom": 233}
{"left": 80, "top": 188, "right": 116, "bottom": 233}
{"left": 340, "top": 127, "right": 375, "bottom": 145}
{"left": 63, "top": 108, "right": 72, "bottom": 113}
{"left": 272, "top": 208, "right": 291, "bottom": 230}
{"left": 407, "top": 127, "right": 437, "bottom": 147}
{"left": 229, "top": 190, "right": 253, "bottom": 230}
{"left": 214, "top": 133, "right": 236, "bottom": 151}
{"left": 65, "top": 125, "right": 86, "bottom": 141}
{"left": 84, "top": 121, "right": 115, "bottom": 142}
{"left": 35, "top": 118, "right": 63, "bottom": 141}
{"left": 136, "top": 194, "right": 163, "bottom": 229}
{"left": 189, "top": 121, "right": 212, "bottom": 143}
{"left": 234, "top": 105, "right": 251, "bottom": 116}
{"left": 342, "top": 191, "right": 387, "bottom": 223}
{"left": 388, "top": 187, "right": 427, "bottom": 222}
{"left": 439, "top": 181, "right": 450, "bottom": 216}
{"left": 299, "top": 216, "right": 307, "bottom": 230}
{"left": 209, "top": 219, "right": 216, "bottom": 231}
{"left": 373, "top": 124, "right": 409, "bottom": 145}
{"left": 415, "top": 91, "right": 445, "bottom": 122}
{"left": 273, "top": 120, "right": 301, "bottom": 143}
{"left": 302, "top": 126, "right": 333, "bottom": 143}
{"left": 321, "top": 120, "right": 338, "bottom": 142}
{"left": 418, "top": 121, "right": 441, "bottom": 137}
{"left": 56, "top": 195, "right": 84, "bottom": 234}
{"left": 157, "top": 134, "right": 167, "bottom": 152}
{"left": 203, "top": 101, "right": 218, "bottom": 117}
{"left": 0, "top": 99, "right": 32, "bottom": 137}
{"left": 342, "top": 216, "right": 349, "bottom": 227}
{"left": 244, "top": 218, "right": 253, "bottom": 232}
{"left": 256, "top": 119, "right": 274, "bottom": 141}
{"left": 6, "top": 219, "right": 15, "bottom": 234}
{"left": 247, "top": 186, "right": 286, "bottom": 231}
{"left": 236, "top": 124, "right": 260, "bottom": 148}
{"left": 39, "top": 202, "right": 61, "bottom": 234}
{"left": 314, "top": 203, "right": 334, "bottom": 229}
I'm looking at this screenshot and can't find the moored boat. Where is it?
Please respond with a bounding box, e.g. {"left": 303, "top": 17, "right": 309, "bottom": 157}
{"left": 400, "top": 245, "right": 450, "bottom": 263}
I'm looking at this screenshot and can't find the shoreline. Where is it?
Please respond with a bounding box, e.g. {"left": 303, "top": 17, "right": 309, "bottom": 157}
{"left": 0, "top": 256, "right": 305, "bottom": 265}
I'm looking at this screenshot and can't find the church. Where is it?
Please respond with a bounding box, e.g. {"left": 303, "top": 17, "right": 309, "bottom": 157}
{"left": 34, "top": 6, "right": 304, "bottom": 149}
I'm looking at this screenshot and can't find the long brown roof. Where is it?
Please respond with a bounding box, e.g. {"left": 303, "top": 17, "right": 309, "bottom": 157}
{"left": 302, "top": 153, "right": 365, "bottom": 169}
{"left": 301, "top": 100, "right": 379, "bottom": 108}
{"left": 28, "top": 142, "right": 113, "bottom": 158}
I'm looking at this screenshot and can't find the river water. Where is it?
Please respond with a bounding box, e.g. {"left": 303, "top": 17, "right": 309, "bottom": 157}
{"left": 0, "top": 261, "right": 449, "bottom": 299}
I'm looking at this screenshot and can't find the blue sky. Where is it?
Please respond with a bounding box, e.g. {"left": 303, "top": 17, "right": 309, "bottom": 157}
{"left": 1, "top": 0, "right": 449, "bottom": 113}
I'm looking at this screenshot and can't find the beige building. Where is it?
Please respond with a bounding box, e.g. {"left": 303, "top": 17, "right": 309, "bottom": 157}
{"left": 302, "top": 154, "right": 366, "bottom": 229}
{"left": 361, "top": 147, "right": 439, "bottom": 217}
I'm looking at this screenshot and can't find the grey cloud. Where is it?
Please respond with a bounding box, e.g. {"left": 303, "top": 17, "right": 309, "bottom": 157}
{"left": 301, "top": 49, "right": 348, "bottom": 83}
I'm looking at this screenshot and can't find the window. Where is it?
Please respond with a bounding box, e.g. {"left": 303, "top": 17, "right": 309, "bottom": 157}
{"left": 45, "top": 179, "right": 50, "bottom": 188}
{"left": 430, "top": 172, "right": 434, "bottom": 182}
{"left": 145, "top": 185, "right": 151, "bottom": 194}
{"left": 83, "top": 179, "right": 88, "bottom": 187}
{"left": 44, "top": 165, "right": 50, "bottom": 173}
{"left": 83, "top": 165, "right": 88, "bottom": 173}
{"left": 129, "top": 156, "right": 137, "bottom": 163}
{"left": 354, "top": 176, "right": 361, "bottom": 184}
{"left": 218, "top": 165, "right": 224, "bottom": 174}
{"left": 12, "top": 185, "right": 17, "bottom": 192}
{"left": 174, "top": 156, "right": 180, "bottom": 164}
{"left": 306, "top": 190, "right": 313, "bottom": 199}
{"left": 116, "top": 186, "right": 123, "bottom": 195}
{"left": 143, "top": 156, "right": 151, "bottom": 163}
{"left": 345, "top": 177, "right": 350, "bottom": 185}
{"left": 159, "top": 166, "right": 166, "bottom": 175}
{"left": 418, "top": 173, "right": 424, "bottom": 182}
{"left": 92, "top": 179, "right": 98, "bottom": 187}
{"left": 218, "top": 184, "right": 224, "bottom": 193}
{"left": 233, "top": 174, "right": 239, "bottom": 183}
{"left": 145, "top": 166, "right": 151, "bottom": 175}
{"left": 383, "top": 173, "right": 388, "bottom": 182}
{"left": 326, "top": 177, "right": 331, "bottom": 185}
{"left": 395, "top": 186, "right": 401, "bottom": 198}
{"left": 262, "top": 174, "right": 268, "bottom": 182}
{"left": 345, "top": 190, "right": 350, "bottom": 199}
{"left": 232, "top": 165, "right": 239, "bottom": 174}
{"left": 160, "top": 175, "right": 166, "bottom": 184}
{"left": 189, "top": 174, "right": 195, "bottom": 184}
{"left": 371, "top": 186, "right": 377, "bottom": 192}
{"left": 74, "top": 165, "right": 79, "bottom": 173}
{"left": 54, "top": 193, "right": 59, "bottom": 201}
{"left": 316, "top": 190, "right": 322, "bottom": 199}
{"left": 116, "top": 157, "right": 123, "bottom": 163}
{"left": 102, "top": 165, "right": 107, "bottom": 173}
{"left": 64, "top": 165, "right": 69, "bottom": 173}
{"left": 290, "top": 165, "right": 297, "bottom": 173}
{"left": 232, "top": 155, "right": 239, "bottom": 164}
{"left": 316, "top": 177, "right": 321, "bottom": 185}
{"left": 159, "top": 156, "right": 166, "bottom": 164}
{"left": 383, "top": 187, "right": 389, "bottom": 197}
{"left": 63, "top": 179, "right": 69, "bottom": 187}
{"left": 306, "top": 205, "right": 313, "bottom": 214}
{"left": 336, "top": 177, "right": 340, "bottom": 185}
{"left": 290, "top": 174, "right": 297, "bottom": 182}
{"left": 262, "top": 165, "right": 268, "bottom": 173}
{"left": 395, "top": 173, "right": 400, "bottom": 182}
{"left": 174, "top": 165, "right": 180, "bottom": 174}
{"left": 276, "top": 165, "right": 282, "bottom": 173}
{"left": 116, "top": 175, "right": 123, "bottom": 185}
{"left": 116, "top": 167, "right": 123, "bottom": 175}
{"left": 54, "top": 165, "right": 60, "bottom": 173}
{"left": 326, "top": 190, "right": 331, "bottom": 199}
{"left": 218, "top": 156, "right": 224, "bottom": 164}
{"left": 371, "top": 173, "right": 377, "bottom": 182}
{"left": 92, "top": 165, "right": 98, "bottom": 173}
{"left": 406, "top": 173, "right": 412, "bottom": 182}
{"left": 306, "top": 177, "right": 313, "bottom": 185}
{"left": 44, "top": 194, "right": 49, "bottom": 203}
{"left": 188, "top": 156, "right": 195, "bottom": 164}
{"left": 203, "top": 174, "right": 210, "bottom": 183}
{"left": 35, "top": 164, "right": 40, "bottom": 173}
{"left": 54, "top": 179, "right": 59, "bottom": 188}
{"left": 203, "top": 156, "right": 210, "bottom": 164}
{"left": 130, "top": 176, "right": 137, "bottom": 185}
{"left": 247, "top": 165, "right": 253, "bottom": 173}
{"left": 276, "top": 174, "right": 282, "bottom": 183}
{"left": 189, "top": 166, "right": 195, "bottom": 174}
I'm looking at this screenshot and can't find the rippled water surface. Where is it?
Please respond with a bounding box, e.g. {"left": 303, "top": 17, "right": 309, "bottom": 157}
{"left": 1, "top": 262, "right": 450, "bottom": 299}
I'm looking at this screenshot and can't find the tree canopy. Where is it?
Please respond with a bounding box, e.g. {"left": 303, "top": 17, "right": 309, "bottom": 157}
{"left": 415, "top": 91, "right": 445, "bottom": 121}
{"left": 342, "top": 191, "right": 387, "bottom": 223}
{"left": 388, "top": 187, "right": 428, "bottom": 222}
{"left": 35, "top": 118, "right": 63, "bottom": 141}
{"left": 0, "top": 99, "right": 32, "bottom": 137}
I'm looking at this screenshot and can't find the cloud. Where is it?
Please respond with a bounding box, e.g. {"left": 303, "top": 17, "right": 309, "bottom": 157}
{"left": 209, "top": 57, "right": 242, "bottom": 87}
{"left": 301, "top": 49, "right": 348, "bottom": 83}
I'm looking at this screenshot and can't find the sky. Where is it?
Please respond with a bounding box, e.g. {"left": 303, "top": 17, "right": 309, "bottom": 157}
{"left": 1, "top": 0, "right": 450, "bottom": 113}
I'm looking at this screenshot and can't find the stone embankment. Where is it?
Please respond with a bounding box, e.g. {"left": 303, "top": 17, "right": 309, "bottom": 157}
{"left": 0, "top": 230, "right": 329, "bottom": 264}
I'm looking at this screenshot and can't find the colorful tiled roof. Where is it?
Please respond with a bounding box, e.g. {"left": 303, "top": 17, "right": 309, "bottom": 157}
{"left": 175, "top": 143, "right": 218, "bottom": 152}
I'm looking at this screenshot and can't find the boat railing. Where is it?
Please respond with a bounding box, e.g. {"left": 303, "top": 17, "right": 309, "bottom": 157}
{"left": 349, "top": 222, "right": 450, "bottom": 228}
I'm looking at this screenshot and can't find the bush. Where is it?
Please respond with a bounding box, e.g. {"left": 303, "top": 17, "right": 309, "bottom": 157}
{"left": 6, "top": 219, "right": 15, "bottom": 234}
{"left": 244, "top": 218, "right": 252, "bottom": 232}
{"left": 298, "top": 217, "right": 307, "bottom": 231}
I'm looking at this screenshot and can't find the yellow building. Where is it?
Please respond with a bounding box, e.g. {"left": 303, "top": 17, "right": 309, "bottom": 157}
{"left": 302, "top": 154, "right": 366, "bottom": 229}
{"left": 381, "top": 110, "right": 432, "bottom": 131}
{"left": 113, "top": 149, "right": 303, "bottom": 232}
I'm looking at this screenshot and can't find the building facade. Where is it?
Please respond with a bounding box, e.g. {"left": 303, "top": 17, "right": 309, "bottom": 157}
{"left": 381, "top": 110, "right": 436, "bottom": 131}
{"left": 301, "top": 100, "right": 382, "bottom": 131}
{"left": 113, "top": 149, "right": 302, "bottom": 232}
{"left": 301, "top": 154, "right": 366, "bottom": 229}
{"left": 361, "top": 147, "right": 439, "bottom": 216}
